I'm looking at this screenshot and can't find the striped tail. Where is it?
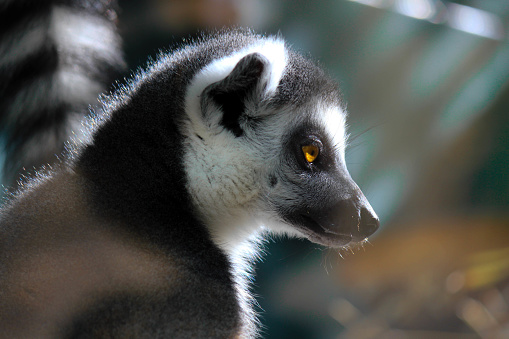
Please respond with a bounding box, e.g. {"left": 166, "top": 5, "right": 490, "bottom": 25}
{"left": 0, "top": 0, "right": 125, "bottom": 187}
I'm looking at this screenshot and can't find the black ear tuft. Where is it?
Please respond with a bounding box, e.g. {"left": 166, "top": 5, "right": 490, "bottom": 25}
{"left": 203, "top": 53, "right": 268, "bottom": 137}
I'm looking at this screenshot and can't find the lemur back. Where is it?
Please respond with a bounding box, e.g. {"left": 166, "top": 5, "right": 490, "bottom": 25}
{"left": 0, "top": 3, "right": 379, "bottom": 338}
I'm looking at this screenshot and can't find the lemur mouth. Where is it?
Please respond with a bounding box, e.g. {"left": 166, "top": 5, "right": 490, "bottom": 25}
{"left": 297, "top": 214, "right": 354, "bottom": 248}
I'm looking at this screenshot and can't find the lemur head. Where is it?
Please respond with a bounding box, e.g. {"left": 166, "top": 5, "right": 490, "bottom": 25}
{"left": 182, "top": 33, "right": 379, "bottom": 253}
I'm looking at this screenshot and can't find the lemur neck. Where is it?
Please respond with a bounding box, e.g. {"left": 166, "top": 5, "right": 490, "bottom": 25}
{"left": 217, "top": 219, "right": 264, "bottom": 339}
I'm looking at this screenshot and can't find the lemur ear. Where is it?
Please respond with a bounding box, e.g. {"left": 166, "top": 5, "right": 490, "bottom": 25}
{"left": 202, "top": 53, "right": 268, "bottom": 137}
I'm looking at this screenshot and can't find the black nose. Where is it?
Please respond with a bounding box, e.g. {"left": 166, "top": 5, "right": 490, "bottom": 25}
{"left": 330, "top": 199, "right": 379, "bottom": 242}
{"left": 356, "top": 206, "right": 380, "bottom": 241}
{"left": 309, "top": 197, "right": 379, "bottom": 243}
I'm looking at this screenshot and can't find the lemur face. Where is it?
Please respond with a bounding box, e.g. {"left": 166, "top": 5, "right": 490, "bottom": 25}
{"left": 183, "top": 37, "right": 378, "bottom": 251}
{"left": 261, "top": 105, "right": 379, "bottom": 248}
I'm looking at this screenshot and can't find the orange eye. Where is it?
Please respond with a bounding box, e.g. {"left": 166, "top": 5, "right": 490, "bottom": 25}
{"left": 302, "top": 145, "right": 319, "bottom": 163}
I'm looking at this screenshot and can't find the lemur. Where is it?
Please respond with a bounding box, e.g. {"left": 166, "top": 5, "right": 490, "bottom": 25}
{"left": 0, "top": 1, "right": 379, "bottom": 338}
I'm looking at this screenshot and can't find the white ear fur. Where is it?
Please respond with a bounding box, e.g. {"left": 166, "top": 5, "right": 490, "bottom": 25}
{"left": 184, "top": 37, "right": 287, "bottom": 138}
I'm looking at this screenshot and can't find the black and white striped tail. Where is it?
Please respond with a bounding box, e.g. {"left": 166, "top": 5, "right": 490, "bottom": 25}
{"left": 0, "top": 0, "right": 125, "bottom": 187}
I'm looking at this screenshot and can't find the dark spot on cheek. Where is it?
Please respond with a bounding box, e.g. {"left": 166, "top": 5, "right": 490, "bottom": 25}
{"left": 269, "top": 174, "right": 278, "bottom": 187}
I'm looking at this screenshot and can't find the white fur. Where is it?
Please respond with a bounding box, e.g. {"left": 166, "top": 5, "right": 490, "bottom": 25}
{"left": 51, "top": 6, "right": 122, "bottom": 68}
{"left": 57, "top": 69, "right": 103, "bottom": 106}
{"left": 322, "top": 104, "right": 348, "bottom": 166}
{"left": 183, "top": 126, "right": 262, "bottom": 252}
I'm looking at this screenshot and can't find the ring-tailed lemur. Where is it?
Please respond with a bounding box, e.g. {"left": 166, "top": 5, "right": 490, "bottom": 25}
{"left": 0, "top": 3, "right": 379, "bottom": 339}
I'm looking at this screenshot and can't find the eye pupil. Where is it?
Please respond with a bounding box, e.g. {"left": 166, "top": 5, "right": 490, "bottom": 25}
{"left": 302, "top": 145, "right": 319, "bottom": 163}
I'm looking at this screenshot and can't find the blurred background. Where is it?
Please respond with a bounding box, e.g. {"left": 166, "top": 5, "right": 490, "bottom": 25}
{"left": 4, "top": 0, "right": 509, "bottom": 338}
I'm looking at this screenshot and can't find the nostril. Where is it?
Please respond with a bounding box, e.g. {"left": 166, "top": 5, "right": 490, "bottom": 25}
{"left": 359, "top": 207, "right": 379, "bottom": 238}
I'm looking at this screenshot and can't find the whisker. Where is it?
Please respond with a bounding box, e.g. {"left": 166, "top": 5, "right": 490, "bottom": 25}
{"left": 348, "top": 122, "right": 386, "bottom": 145}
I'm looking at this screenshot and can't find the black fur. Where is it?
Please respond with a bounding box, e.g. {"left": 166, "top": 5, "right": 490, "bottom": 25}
{"left": 0, "top": 0, "right": 52, "bottom": 35}
{"left": 205, "top": 53, "right": 268, "bottom": 137}
{"left": 64, "top": 283, "right": 240, "bottom": 338}
{"left": 272, "top": 50, "right": 341, "bottom": 109}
